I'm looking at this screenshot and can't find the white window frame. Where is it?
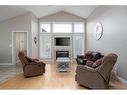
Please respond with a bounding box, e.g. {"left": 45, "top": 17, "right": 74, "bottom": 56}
{"left": 73, "top": 22, "right": 85, "bottom": 34}
{"left": 39, "top": 21, "right": 85, "bottom": 59}
{"left": 39, "top": 34, "right": 52, "bottom": 59}
{"left": 40, "top": 22, "right": 52, "bottom": 34}
{"left": 52, "top": 22, "right": 72, "bottom": 33}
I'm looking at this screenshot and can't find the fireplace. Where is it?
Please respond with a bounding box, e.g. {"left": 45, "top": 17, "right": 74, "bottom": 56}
{"left": 56, "top": 51, "right": 69, "bottom": 59}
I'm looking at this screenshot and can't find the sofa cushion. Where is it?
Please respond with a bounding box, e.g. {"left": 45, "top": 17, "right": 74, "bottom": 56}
{"left": 92, "top": 58, "right": 103, "bottom": 68}
{"left": 25, "top": 56, "right": 34, "bottom": 62}
{"left": 86, "top": 61, "right": 94, "bottom": 67}
{"left": 85, "top": 52, "right": 93, "bottom": 60}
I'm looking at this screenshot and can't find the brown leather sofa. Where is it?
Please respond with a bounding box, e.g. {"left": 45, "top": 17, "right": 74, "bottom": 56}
{"left": 18, "top": 51, "right": 46, "bottom": 77}
{"left": 75, "top": 53, "right": 118, "bottom": 89}
{"left": 76, "top": 51, "right": 103, "bottom": 65}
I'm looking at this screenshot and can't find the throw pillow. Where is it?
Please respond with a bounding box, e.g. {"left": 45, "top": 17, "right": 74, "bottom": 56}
{"left": 92, "top": 58, "right": 102, "bottom": 68}
{"left": 86, "top": 61, "right": 94, "bottom": 67}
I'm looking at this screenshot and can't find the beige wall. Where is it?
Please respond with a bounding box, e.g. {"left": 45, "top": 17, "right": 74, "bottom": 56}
{"left": 39, "top": 11, "right": 85, "bottom": 22}
{"left": 87, "top": 6, "right": 127, "bottom": 80}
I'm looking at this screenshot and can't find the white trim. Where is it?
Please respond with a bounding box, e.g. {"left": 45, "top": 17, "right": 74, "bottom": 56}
{"left": 12, "top": 30, "right": 29, "bottom": 65}
{"left": 72, "top": 22, "right": 85, "bottom": 33}
{"left": 52, "top": 22, "right": 72, "bottom": 33}
{"left": 0, "top": 63, "right": 13, "bottom": 66}
{"left": 118, "top": 76, "right": 127, "bottom": 85}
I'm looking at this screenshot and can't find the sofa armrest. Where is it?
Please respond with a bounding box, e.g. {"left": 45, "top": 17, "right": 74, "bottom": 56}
{"left": 76, "top": 65, "right": 97, "bottom": 73}
{"left": 32, "top": 60, "right": 45, "bottom": 64}
{"left": 36, "top": 61, "right": 45, "bottom": 65}
{"left": 75, "top": 65, "right": 105, "bottom": 88}
{"left": 23, "top": 62, "right": 45, "bottom": 77}
{"left": 33, "top": 58, "right": 39, "bottom": 61}
{"left": 25, "top": 62, "right": 45, "bottom": 67}
{"left": 23, "top": 62, "right": 45, "bottom": 70}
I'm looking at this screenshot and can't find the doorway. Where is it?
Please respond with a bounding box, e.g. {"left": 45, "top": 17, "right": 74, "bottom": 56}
{"left": 12, "top": 31, "right": 28, "bottom": 65}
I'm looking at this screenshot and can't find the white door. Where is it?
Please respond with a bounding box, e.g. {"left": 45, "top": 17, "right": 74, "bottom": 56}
{"left": 13, "top": 32, "right": 27, "bottom": 64}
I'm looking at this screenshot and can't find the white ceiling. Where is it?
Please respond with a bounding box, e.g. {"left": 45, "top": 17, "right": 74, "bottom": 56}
{"left": 0, "top": 6, "right": 96, "bottom": 22}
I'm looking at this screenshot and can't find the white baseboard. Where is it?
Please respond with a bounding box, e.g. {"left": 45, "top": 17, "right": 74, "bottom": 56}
{"left": 0, "top": 63, "right": 13, "bottom": 66}
{"left": 118, "top": 76, "right": 127, "bottom": 85}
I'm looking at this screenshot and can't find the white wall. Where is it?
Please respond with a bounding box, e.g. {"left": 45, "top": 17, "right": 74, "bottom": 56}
{"left": 87, "top": 6, "right": 127, "bottom": 80}
{"left": 0, "top": 12, "right": 38, "bottom": 64}
{"left": 31, "top": 14, "right": 38, "bottom": 58}
{"left": 0, "top": 12, "right": 31, "bottom": 64}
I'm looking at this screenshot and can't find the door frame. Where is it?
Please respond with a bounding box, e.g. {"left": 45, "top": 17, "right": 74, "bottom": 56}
{"left": 12, "top": 31, "right": 29, "bottom": 65}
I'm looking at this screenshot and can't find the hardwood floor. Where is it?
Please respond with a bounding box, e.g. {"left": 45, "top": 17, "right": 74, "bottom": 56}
{"left": 0, "top": 60, "right": 126, "bottom": 89}
{"left": 0, "top": 64, "right": 22, "bottom": 84}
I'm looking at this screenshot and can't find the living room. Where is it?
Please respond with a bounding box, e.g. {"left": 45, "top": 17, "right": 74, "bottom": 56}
{"left": 0, "top": 4, "right": 127, "bottom": 92}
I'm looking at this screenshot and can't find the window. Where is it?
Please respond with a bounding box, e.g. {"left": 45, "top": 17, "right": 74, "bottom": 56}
{"left": 39, "top": 22, "right": 85, "bottom": 59}
{"left": 53, "top": 23, "right": 72, "bottom": 33}
{"left": 74, "top": 23, "right": 84, "bottom": 33}
{"left": 73, "top": 35, "right": 84, "bottom": 58}
{"left": 40, "top": 23, "right": 51, "bottom": 33}
{"left": 40, "top": 34, "right": 51, "bottom": 58}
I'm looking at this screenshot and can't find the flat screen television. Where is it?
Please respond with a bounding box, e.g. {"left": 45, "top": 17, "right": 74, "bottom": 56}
{"left": 55, "top": 37, "right": 70, "bottom": 46}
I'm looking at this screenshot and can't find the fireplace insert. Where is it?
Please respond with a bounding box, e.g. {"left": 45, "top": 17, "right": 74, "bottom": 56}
{"left": 56, "top": 51, "right": 69, "bottom": 59}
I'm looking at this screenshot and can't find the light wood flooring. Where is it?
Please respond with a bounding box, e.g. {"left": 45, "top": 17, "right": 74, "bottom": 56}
{"left": 0, "top": 61, "right": 127, "bottom": 89}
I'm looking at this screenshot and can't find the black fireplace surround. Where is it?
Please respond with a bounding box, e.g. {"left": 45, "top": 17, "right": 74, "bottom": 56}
{"left": 56, "top": 51, "right": 69, "bottom": 59}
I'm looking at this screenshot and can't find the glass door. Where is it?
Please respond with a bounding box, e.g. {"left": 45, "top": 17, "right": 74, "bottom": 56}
{"left": 73, "top": 34, "right": 84, "bottom": 58}
{"left": 40, "top": 34, "right": 51, "bottom": 58}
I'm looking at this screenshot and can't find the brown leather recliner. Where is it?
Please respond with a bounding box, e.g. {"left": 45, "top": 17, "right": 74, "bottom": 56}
{"left": 18, "top": 51, "right": 46, "bottom": 77}
{"left": 75, "top": 53, "right": 118, "bottom": 89}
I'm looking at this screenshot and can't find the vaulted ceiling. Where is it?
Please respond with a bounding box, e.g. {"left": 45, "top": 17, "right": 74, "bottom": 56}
{"left": 0, "top": 6, "right": 96, "bottom": 22}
